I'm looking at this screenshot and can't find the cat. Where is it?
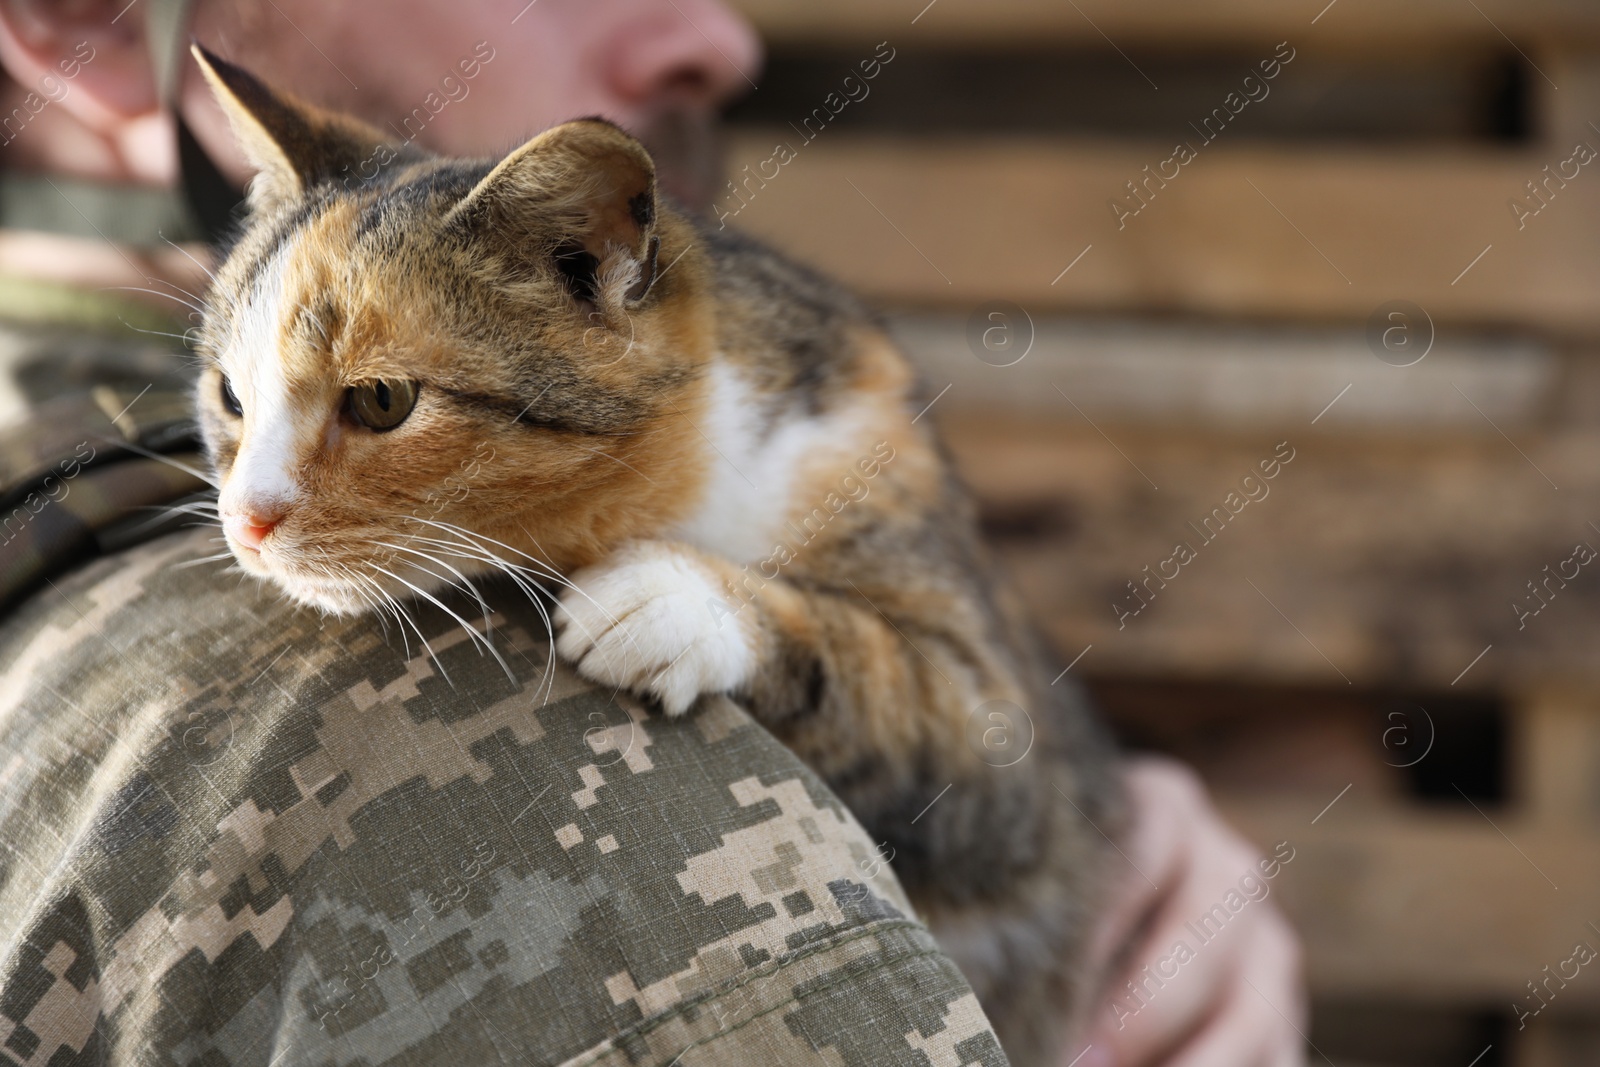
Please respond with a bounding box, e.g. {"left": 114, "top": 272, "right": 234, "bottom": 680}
{"left": 189, "top": 45, "right": 1123, "bottom": 1065}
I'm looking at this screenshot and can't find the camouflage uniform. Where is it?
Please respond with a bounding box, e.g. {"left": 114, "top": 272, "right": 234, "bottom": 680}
{"left": 0, "top": 286, "right": 1011, "bottom": 1065}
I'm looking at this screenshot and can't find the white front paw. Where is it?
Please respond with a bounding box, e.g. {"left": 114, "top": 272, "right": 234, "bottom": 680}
{"left": 553, "top": 542, "right": 756, "bottom": 715}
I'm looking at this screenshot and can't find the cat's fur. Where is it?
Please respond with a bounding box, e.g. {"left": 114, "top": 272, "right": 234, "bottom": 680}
{"left": 190, "top": 45, "right": 1123, "bottom": 1064}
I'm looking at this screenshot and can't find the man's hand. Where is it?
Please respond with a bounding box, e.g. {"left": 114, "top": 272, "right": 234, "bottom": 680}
{"left": 1072, "top": 758, "right": 1307, "bottom": 1067}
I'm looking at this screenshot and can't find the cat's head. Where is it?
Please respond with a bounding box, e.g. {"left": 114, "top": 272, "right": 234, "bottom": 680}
{"left": 191, "top": 46, "right": 713, "bottom": 614}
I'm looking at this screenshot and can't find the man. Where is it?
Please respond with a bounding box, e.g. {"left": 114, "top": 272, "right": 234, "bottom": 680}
{"left": 0, "top": 1, "right": 1304, "bottom": 1064}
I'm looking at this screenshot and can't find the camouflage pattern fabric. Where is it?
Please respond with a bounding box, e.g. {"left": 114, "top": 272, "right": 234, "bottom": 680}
{"left": 0, "top": 445, "right": 209, "bottom": 615}
{"left": 0, "top": 292, "right": 1011, "bottom": 1066}
{"left": 0, "top": 310, "right": 209, "bottom": 614}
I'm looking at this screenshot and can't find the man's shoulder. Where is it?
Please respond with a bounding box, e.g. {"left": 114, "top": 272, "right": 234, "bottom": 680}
{"left": 0, "top": 527, "right": 1009, "bottom": 1066}
{"left": 0, "top": 308, "right": 206, "bottom": 614}
{"left": 0, "top": 303, "right": 193, "bottom": 432}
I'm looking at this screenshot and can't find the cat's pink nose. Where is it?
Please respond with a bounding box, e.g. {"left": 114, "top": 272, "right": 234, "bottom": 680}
{"left": 226, "top": 510, "right": 282, "bottom": 551}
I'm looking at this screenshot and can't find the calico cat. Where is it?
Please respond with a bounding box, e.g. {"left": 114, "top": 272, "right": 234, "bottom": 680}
{"left": 190, "top": 45, "right": 1122, "bottom": 1064}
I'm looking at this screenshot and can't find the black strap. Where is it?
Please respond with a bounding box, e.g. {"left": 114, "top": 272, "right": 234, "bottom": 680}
{"left": 176, "top": 113, "right": 243, "bottom": 242}
{"left": 150, "top": 0, "right": 243, "bottom": 243}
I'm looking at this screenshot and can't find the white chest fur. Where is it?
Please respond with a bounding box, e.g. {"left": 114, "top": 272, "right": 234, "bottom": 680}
{"left": 668, "top": 361, "right": 868, "bottom": 564}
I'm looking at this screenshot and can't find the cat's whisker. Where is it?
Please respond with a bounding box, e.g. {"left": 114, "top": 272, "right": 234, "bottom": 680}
{"left": 172, "top": 550, "right": 240, "bottom": 570}
{"left": 143, "top": 498, "right": 220, "bottom": 513}
{"left": 141, "top": 274, "right": 215, "bottom": 319}
{"left": 117, "top": 319, "right": 203, "bottom": 347}
{"left": 365, "top": 559, "right": 514, "bottom": 682}
{"left": 403, "top": 530, "right": 585, "bottom": 630}
{"left": 400, "top": 530, "right": 646, "bottom": 694}
{"left": 405, "top": 518, "right": 599, "bottom": 607}
{"left": 134, "top": 505, "right": 222, "bottom": 531}
{"left": 513, "top": 526, "right": 582, "bottom": 598}
{"left": 331, "top": 564, "right": 392, "bottom": 641}
{"left": 100, "top": 285, "right": 210, "bottom": 318}
{"left": 590, "top": 424, "right": 672, "bottom": 440}
{"left": 373, "top": 583, "right": 456, "bottom": 686}
{"left": 421, "top": 564, "right": 501, "bottom": 660}
{"left": 357, "top": 565, "right": 445, "bottom": 680}
{"left": 138, "top": 517, "right": 223, "bottom": 539}
{"left": 152, "top": 276, "right": 212, "bottom": 309}
{"left": 406, "top": 525, "right": 576, "bottom": 614}
{"left": 347, "top": 569, "right": 410, "bottom": 656}
{"left": 403, "top": 533, "right": 550, "bottom": 592}
{"left": 514, "top": 527, "right": 559, "bottom": 570}
{"left": 370, "top": 540, "right": 491, "bottom": 611}
{"left": 368, "top": 539, "right": 498, "bottom": 641}
{"left": 158, "top": 231, "right": 219, "bottom": 284}
{"left": 578, "top": 445, "right": 656, "bottom": 485}
{"left": 344, "top": 589, "right": 380, "bottom": 631}
{"left": 401, "top": 521, "right": 554, "bottom": 586}
{"left": 123, "top": 499, "right": 223, "bottom": 539}
{"left": 409, "top": 538, "right": 555, "bottom": 622}
{"left": 404, "top": 517, "right": 551, "bottom": 571}
{"left": 90, "top": 436, "right": 219, "bottom": 489}
{"left": 421, "top": 541, "right": 561, "bottom": 695}
{"left": 394, "top": 530, "right": 566, "bottom": 698}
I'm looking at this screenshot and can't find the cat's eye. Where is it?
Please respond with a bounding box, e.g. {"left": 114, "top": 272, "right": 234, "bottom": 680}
{"left": 219, "top": 374, "right": 243, "bottom": 417}
{"left": 347, "top": 379, "right": 419, "bottom": 431}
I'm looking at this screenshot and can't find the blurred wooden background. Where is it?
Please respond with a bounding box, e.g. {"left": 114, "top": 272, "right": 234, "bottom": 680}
{"left": 722, "top": 2, "right": 1600, "bottom": 1064}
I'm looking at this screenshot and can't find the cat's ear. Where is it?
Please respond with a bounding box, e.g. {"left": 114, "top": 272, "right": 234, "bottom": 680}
{"left": 190, "top": 43, "right": 394, "bottom": 212}
{"left": 447, "top": 119, "right": 660, "bottom": 305}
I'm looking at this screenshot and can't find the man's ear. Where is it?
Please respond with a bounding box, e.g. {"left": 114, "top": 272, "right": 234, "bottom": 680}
{"left": 190, "top": 43, "right": 396, "bottom": 212}
{"left": 447, "top": 119, "right": 660, "bottom": 307}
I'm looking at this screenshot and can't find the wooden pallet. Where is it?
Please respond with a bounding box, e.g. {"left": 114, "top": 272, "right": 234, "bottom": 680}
{"left": 724, "top": 2, "right": 1600, "bottom": 1063}
{"left": 731, "top": 0, "right": 1600, "bottom": 49}
{"left": 723, "top": 0, "right": 1600, "bottom": 337}
{"left": 722, "top": 133, "right": 1600, "bottom": 335}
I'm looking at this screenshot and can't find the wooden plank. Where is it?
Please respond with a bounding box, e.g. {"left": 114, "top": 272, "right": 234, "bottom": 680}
{"left": 939, "top": 414, "right": 1600, "bottom": 692}
{"left": 1515, "top": 687, "right": 1600, "bottom": 823}
{"left": 1218, "top": 800, "right": 1600, "bottom": 1004}
{"left": 1514, "top": 1024, "right": 1600, "bottom": 1067}
{"left": 886, "top": 313, "right": 1557, "bottom": 430}
{"left": 729, "top": 0, "right": 1600, "bottom": 49}
{"left": 721, "top": 134, "right": 1600, "bottom": 335}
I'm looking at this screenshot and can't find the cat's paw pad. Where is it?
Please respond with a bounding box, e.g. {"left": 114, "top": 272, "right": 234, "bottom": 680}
{"left": 554, "top": 543, "right": 755, "bottom": 716}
